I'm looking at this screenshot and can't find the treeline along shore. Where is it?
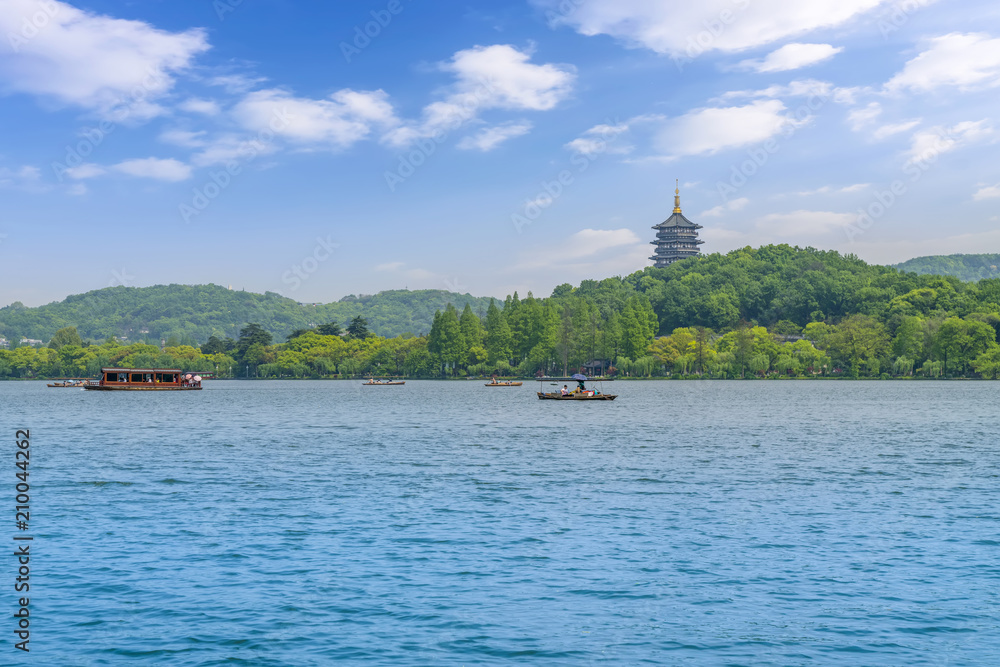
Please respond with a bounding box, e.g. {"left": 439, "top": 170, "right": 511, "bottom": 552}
{"left": 3, "top": 245, "right": 1000, "bottom": 380}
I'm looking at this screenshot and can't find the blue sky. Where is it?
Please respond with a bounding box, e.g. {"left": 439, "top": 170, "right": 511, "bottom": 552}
{"left": 1, "top": 0, "right": 999, "bottom": 307}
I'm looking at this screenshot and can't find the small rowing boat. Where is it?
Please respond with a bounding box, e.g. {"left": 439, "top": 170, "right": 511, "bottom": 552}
{"left": 537, "top": 391, "right": 616, "bottom": 400}
{"left": 537, "top": 374, "right": 617, "bottom": 401}
{"left": 485, "top": 380, "right": 522, "bottom": 387}
{"left": 362, "top": 378, "right": 405, "bottom": 385}
{"left": 47, "top": 379, "right": 91, "bottom": 388}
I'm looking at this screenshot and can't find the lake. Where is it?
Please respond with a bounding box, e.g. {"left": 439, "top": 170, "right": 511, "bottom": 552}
{"left": 2, "top": 380, "right": 998, "bottom": 665}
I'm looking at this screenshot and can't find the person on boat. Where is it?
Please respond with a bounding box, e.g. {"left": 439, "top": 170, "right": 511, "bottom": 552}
{"left": 561, "top": 385, "right": 569, "bottom": 396}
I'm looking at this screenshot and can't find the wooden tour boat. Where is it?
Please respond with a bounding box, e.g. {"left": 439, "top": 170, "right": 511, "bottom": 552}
{"left": 83, "top": 368, "right": 203, "bottom": 391}
{"left": 537, "top": 375, "right": 617, "bottom": 401}
{"left": 362, "top": 378, "right": 405, "bottom": 386}
{"left": 485, "top": 380, "right": 523, "bottom": 386}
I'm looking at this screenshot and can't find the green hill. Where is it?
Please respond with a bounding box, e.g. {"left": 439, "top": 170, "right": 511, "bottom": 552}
{"left": 893, "top": 254, "right": 1000, "bottom": 282}
{"left": 0, "top": 284, "right": 497, "bottom": 345}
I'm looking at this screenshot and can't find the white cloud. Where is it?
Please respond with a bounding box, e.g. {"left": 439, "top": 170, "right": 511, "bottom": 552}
{"left": 563, "top": 228, "right": 640, "bottom": 259}
{"left": 65, "top": 163, "right": 106, "bottom": 179}
{"left": 739, "top": 43, "right": 842, "bottom": 73}
{"left": 719, "top": 79, "right": 862, "bottom": 104}
{"left": 756, "top": 210, "right": 856, "bottom": 236}
{"left": 383, "top": 44, "right": 574, "bottom": 146}
{"left": 514, "top": 228, "right": 646, "bottom": 272}
{"left": 791, "top": 184, "right": 870, "bottom": 196}
{"left": 887, "top": 33, "right": 1000, "bottom": 92}
{"left": 872, "top": 120, "right": 921, "bottom": 140}
{"left": 375, "top": 262, "right": 404, "bottom": 271}
{"left": 159, "top": 129, "right": 208, "bottom": 148}
{"left": 564, "top": 121, "right": 632, "bottom": 155}
{"left": 0, "top": 0, "right": 208, "bottom": 117}
{"left": 905, "top": 120, "right": 993, "bottom": 164}
{"left": 207, "top": 73, "right": 267, "bottom": 94}
{"left": 655, "top": 100, "right": 795, "bottom": 157}
{"left": 0, "top": 165, "right": 45, "bottom": 191}
{"left": 457, "top": 121, "right": 533, "bottom": 151}
{"left": 701, "top": 197, "right": 749, "bottom": 217}
{"left": 973, "top": 184, "right": 1000, "bottom": 201}
{"left": 179, "top": 98, "right": 221, "bottom": 115}
{"left": 113, "top": 158, "right": 191, "bottom": 182}
{"left": 190, "top": 134, "right": 280, "bottom": 167}
{"left": 232, "top": 88, "right": 397, "bottom": 149}
{"left": 537, "top": 0, "right": 889, "bottom": 55}
{"left": 848, "top": 102, "right": 881, "bottom": 131}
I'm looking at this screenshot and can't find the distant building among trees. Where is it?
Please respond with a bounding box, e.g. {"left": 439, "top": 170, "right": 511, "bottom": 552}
{"left": 650, "top": 182, "right": 704, "bottom": 268}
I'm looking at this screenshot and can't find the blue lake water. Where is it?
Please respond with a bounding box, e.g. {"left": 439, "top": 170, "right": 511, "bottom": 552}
{"left": 2, "top": 379, "right": 999, "bottom": 665}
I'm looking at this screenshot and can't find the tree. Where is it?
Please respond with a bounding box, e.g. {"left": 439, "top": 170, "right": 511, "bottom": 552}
{"left": 933, "top": 317, "right": 996, "bottom": 375}
{"left": 459, "top": 303, "right": 483, "bottom": 350}
{"left": 316, "top": 322, "right": 343, "bottom": 337}
{"left": 347, "top": 316, "right": 371, "bottom": 339}
{"left": 237, "top": 324, "right": 272, "bottom": 359}
{"left": 49, "top": 326, "right": 82, "bottom": 350}
{"left": 825, "top": 315, "right": 890, "bottom": 377}
{"left": 892, "top": 316, "right": 927, "bottom": 362}
{"left": 771, "top": 320, "right": 801, "bottom": 336}
{"left": 202, "top": 335, "right": 235, "bottom": 354}
{"left": 972, "top": 345, "right": 1000, "bottom": 379}
{"left": 485, "top": 300, "right": 512, "bottom": 366}
{"left": 428, "top": 305, "right": 465, "bottom": 375}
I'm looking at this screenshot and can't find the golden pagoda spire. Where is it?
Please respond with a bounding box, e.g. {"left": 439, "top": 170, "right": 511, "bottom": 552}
{"left": 673, "top": 179, "right": 682, "bottom": 214}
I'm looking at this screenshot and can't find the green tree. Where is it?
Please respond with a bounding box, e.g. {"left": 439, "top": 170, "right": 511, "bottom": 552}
{"left": 459, "top": 303, "right": 483, "bottom": 350}
{"left": 892, "top": 316, "right": 927, "bottom": 362}
{"left": 316, "top": 322, "right": 343, "bottom": 336}
{"left": 972, "top": 345, "right": 1000, "bottom": 379}
{"left": 826, "top": 315, "right": 890, "bottom": 377}
{"left": 485, "top": 300, "right": 512, "bottom": 366}
{"left": 237, "top": 324, "right": 272, "bottom": 359}
{"left": 933, "top": 317, "right": 996, "bottom": 375}
{"left": 347, "top": 316, "right": 371, "bottom": 339}
{"left": 49, "top": 326, "right": 82, "bottom": 350}
{"left": 202, "top": 335, "right": 235, "bottom": 354}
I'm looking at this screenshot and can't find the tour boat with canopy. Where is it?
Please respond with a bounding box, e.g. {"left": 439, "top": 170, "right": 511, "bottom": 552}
{"left": 537, "top": 374, "right": 617, "bottom": 401}
{"left": 83, "top": 368, "right": 203, "bottom": 391}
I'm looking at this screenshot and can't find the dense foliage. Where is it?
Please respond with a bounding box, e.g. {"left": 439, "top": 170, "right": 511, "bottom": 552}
{"left": 892, "top": 254, "right": 1000, "bottom": 282}
{"left": 3, "top": 246, "right": 1000, "bottom": 380}
{"left": 0, "top": 285, "right": 495, "bottom": 344}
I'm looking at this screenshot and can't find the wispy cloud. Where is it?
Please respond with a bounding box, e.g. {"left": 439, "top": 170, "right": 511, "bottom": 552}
{"left": 113, "top": 157, "right": 192, "bottom": 181}
{"left": 738, "top": 43, "right": 843, "bottom": 73}
{"left": 457, "top": 121, "right": 533, "bottom": 151}
{"left": 701, "top": 197, "right": 749, "bottom": 217}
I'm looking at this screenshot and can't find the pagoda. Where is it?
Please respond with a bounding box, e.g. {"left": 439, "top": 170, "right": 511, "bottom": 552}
{"left": 649, "top": 182, "right": 703, "bottom": 268}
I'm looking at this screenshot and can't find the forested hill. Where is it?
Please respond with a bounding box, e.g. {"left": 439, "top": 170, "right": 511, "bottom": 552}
{"left": 626, "top": 245, "right": 1000, "bottom": 332}
{"left": 892, "top": 254, "right": 1000, "bottom": 282}
{"left": 0, "top": 285, "right": 496, "bottom": 344}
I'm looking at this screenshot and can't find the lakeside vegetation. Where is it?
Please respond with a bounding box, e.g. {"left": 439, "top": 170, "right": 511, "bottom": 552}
{"left": 3, "top": 245, "right": 1000, "bottom": 380}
